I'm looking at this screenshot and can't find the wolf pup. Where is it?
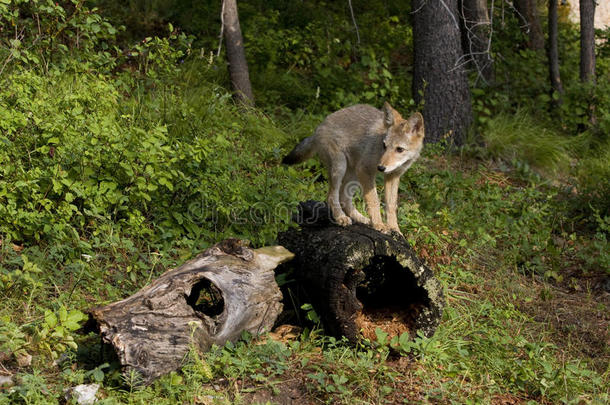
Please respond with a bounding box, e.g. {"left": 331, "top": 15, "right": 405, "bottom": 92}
{"left": 282, "top": 102, "right": 424, "bottom": 234}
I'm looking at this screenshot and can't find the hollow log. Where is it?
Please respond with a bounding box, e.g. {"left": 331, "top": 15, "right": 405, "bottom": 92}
{"left": 277, "top": 201, "right": 444, "bottom": 342}
{"left": 87, "top": 239, "right": 293, "bottom": 384}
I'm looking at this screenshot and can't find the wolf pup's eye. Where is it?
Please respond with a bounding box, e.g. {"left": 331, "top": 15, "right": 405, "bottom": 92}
{"left": 396, "top": 147, "right": 404, "bottom": 153}
{"left": 383, "top": 142, "right": 387, "bottom": 150}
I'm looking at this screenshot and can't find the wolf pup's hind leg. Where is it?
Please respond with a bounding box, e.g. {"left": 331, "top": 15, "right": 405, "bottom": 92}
{"left": 340, "top": 174, "right": 370, "bottom": 225}
{"left": 327, "top": 155, "right": 352, "bottom": 226}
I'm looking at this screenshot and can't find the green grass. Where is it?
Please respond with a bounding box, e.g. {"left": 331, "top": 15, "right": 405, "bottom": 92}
{"left": 481, "top": 110, "right": 575, "bottom": 175}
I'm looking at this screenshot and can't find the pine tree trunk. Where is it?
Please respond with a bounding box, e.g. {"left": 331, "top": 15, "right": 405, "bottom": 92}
{"left": 412, "top": 0, "right": 472, "bottom": 145}
{"left": 548, "top": 0, "right": 564, "bottom": 106}
{"left": 223, "top": 0, "right": 254, "bottom": 107}
{"left": 514, "top": 0, "right": 545, "bottom": 51}
{"left": 579, "top": 0, "right": 596, "bottom": 83}
{"left": 459, "top": 0, "right": 494, "bottom": 84}
{"left": 579, "top": 0, "right": 597, "bottom": 126}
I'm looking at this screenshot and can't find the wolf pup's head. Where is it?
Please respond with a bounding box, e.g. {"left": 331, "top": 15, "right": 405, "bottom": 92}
{"left": 377, "top": 102, "right": 424, "bottom": 174}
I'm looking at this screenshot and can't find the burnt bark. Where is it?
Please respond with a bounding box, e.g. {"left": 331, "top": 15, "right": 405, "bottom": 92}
{"left": 277, "top": 201, "right": 444, "bottom": 343}
{"left": 459, "top": 0, "right": 494, "bottom": 84}
{"left": 514, "top": 0, "right": 545, "bottom": 51}
{"left": 412, "top": 0, "right": 473, "bottom": 145}
{"left": 223, "top": 0, "right": 254, "bottom": 107}
{"left": 548, "top": 0, "right": 564, "bottom": 106}
{"left": 579, "top": 0, "right": 596, "bottom": 84}
{"left": 87, "top": 239, "right": 292, "bottom": 384}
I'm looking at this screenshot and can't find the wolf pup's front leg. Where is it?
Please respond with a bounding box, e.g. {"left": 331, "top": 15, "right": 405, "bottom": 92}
{"left": 384, "top": 174, "right": 402, "bottom": 234}
{"left": 359, "top": 171, "right": 388, "bottom": 233}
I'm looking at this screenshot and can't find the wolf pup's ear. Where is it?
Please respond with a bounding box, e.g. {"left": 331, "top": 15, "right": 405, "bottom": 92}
{"left": 383, "top": 102, "right": 395, "bottom": 127}
{"left": 408, "top": 112, "right": 424, "bottom": 138}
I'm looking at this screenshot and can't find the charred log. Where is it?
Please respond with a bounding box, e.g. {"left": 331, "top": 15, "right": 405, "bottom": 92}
{"left": 277, "top": 201, "right": 444, "bottom": 343}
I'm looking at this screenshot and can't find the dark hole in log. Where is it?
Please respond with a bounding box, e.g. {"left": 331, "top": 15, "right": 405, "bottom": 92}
{"left": 355, "top": 255, "right": 430, "bottom": 341}
{"left": 186, "top": 278, "right": 224, "bottom": 317}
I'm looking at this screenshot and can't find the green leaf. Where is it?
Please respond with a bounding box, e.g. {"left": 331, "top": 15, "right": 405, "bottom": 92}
{"left": 375, "top": 327, "right": 388, "bottom": 345}
{"left": 158, "top": 177, "right": 174, "bottom": 191}
{"left": 45, "top": 310, "right": 58, "bottom": 328}
{"left": 67, "top": 310, "right": 86, "bottom": 323}
{"left": 92, "top": 368, "right": 105, "bottom": 382}
{"left": 59, "top": 306, "right": 68, "bottom": 323}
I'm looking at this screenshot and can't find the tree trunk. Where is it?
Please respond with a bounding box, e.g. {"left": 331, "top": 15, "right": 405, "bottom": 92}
{"left": 87, "top": 239, "right": 292, "bottom": 385}
{"left": 459, "top": 0, "right": 494, "bottom": 84}
{"left": 412, "top": 0, "right": 473, "bottom": 145}
{"left": 580, "top": 0, "right": 597, "bottom": 126}
{"left": 548, "top": 0, "right": 564, "bottom": 106}
{"left": 223, "top": 0, "right": 254, "bottom": 107}
{"left": 277, "top": 201, "right": 444, "bottom": 343}
{"left": 514, "top": 0, "right": 545, "bottom": 51}
{"left": 579, "top": 0, "right": 596, "bottom": 83}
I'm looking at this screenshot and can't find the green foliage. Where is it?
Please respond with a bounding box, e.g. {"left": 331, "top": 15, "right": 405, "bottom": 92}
{"left": 241, "top": 7, "right": 411, "bottom": 111}
{"left": 0, "top": 62, "right": 320, "bottom": 252}
{"left": 0, "top": 0, "right": 120, "bottom": 75}
{"left": 479, "top": 8, "right": 610, "bottom": 139}
{"left": 572, "top": 139, "right": 610, "bottom": 221}
{"left": 31, "top": 306, "right": 86, "bottom": 360}
{"left": 409, "top": 302, "right": 607, "bottom": 402}
{"left": 0, "top": 318, "right": 29, "bottom": 359}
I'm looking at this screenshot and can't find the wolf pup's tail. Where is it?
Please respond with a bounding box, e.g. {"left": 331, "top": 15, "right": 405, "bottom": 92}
{"left": 282, "top": 136, "right": 315, "bottom": 165}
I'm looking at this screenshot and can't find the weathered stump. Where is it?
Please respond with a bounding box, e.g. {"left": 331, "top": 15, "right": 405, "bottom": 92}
{"left": 87, "top": 239, "right": 293, "bottom": 384}
{"left": 277, "top": 201, "right": 444, "bottom": 342}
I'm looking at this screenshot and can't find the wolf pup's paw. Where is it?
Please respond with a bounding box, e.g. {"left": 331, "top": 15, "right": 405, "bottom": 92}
{"left": 358, "top": 217, "right": 371, "bottom": 225}
{"left": 349, "top": 212, "right": 370, "bottom": 225}
{"left": 372, "top": 222, "right": 390, "bottom": 234}
{"left": 389, "top": 226, "right": 404, "bottom": 237}
{"left": 335, "top": 215, "right": 353, "bottom": 226}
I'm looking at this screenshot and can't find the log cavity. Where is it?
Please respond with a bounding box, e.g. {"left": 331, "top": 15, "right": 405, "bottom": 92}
{"left": 186, "top": 278, "right": 224, "bottom": 317}
{"left": 355, "top": 255, "right": 430, "bottom": 341}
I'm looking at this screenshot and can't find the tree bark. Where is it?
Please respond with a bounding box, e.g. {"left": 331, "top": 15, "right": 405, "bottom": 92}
{"left": 87, "top": 239, "right": 292, "bottom": 384}
{"left": 514, "top": 0, "right": 545, "bottom": 51}
{"left": 277, "top": 201, "right": 444, "bottom": 343}
{"left": 580, "top": 0, "right": 597, "bottom": 126}
{"left": 579, "top": 0, "right": 596, "bottom": 83}
{"left": 223, "top": 0, "right": 254, "bottom": 107}
{"left": 459, "top": 0, "right": 494, "bottom": 84}
{"left": 412, "top": 0, "right": 473, "bottom": 145}
{"left": 548, "top": 0, "right": 564, "bottom": 106}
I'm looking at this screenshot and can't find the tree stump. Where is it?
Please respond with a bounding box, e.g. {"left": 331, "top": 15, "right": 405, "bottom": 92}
{"left": 277, "top": 201, "right": 444, "bottom": 342}
{"left": 87, "top": 239, "right": 293, "bottom": 384}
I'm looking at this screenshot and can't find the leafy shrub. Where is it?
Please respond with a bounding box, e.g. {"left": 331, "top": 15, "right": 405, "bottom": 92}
{"left": 0, "top": 0, "right": 120, "bottom": 75}
{"left": 0, "top": 65, "right": 321, "bottom": 251}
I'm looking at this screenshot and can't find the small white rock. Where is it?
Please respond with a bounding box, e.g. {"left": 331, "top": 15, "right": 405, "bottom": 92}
{"left": 64, "top": 383, "right": 100, "bottom": 405}
{"left": 0, "top": 375, "right": 14, "bottom": 387}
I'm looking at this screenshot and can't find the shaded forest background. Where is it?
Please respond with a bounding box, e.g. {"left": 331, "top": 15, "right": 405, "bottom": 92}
{"left": 0, "top": 0, "right": 609, "bottom": 403}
